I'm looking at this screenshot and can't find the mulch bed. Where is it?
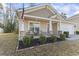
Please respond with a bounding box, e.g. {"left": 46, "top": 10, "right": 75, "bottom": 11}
{"left": 18, "top": 37, "right": 61, "bottom": 49}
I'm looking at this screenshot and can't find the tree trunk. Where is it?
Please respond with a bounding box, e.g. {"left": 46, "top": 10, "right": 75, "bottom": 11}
{"left": 21, "top": 3, "right": 24, "bottom": 19}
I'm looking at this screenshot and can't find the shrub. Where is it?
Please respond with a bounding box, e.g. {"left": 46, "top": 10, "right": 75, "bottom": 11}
{"left": 3, "top": 19, "right": 16, "bottom": 33}
{"left": 50, "top": 35, "right": 57, "bottom": 42}
{"left": 76, "top": 31, "right": 79, "bottom": 34}
{"left": 22, "top": 36, "right": 32, "bottom": 47}
{"left": 60, "top": 34, "right": 66, "bottom": 41}
{"left": 63, "top": 31, "right": 69, "bottom": 38}
{"left": 39, "top": 34, "right": 46, "bottom": 44}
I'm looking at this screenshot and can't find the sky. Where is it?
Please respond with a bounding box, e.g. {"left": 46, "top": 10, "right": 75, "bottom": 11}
{"left": 52, "top": 3, "right": 79, "bottom": 17}
{"left": 7, "top": 3, "right": 79, "bottom": 18}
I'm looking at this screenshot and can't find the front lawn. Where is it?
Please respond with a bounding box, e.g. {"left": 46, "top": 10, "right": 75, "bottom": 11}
{"left": 0, "top": 33, "right": 79, "bottom": 56}
{"left": 0, "top": 33, "right": 17, "bottom": 55}
{"left": 16, "top": 40, "right": 79, "bottom": 56}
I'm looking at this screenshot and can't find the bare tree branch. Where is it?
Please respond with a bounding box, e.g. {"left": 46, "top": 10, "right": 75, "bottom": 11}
{"left": 21, "top": 3, "right": 24, "bottom": 19}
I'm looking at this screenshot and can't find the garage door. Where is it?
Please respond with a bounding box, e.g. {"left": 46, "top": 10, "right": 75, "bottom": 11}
{"left": 60, "top": 23, "right": 75, "bottom": 34}
{"left": 0, "top": 28, "right": 3, "bottom": 33}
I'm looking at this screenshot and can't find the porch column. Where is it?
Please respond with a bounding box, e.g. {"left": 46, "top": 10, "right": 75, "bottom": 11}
{"left": 19, "top": 19, "right": 25, "bottom": 40}
{"left": 49, "top": 20, "right": 53, "bottom": 34}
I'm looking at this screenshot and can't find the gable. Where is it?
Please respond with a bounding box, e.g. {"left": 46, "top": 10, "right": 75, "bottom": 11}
{"left": 24, "top": 5, "right": 56, "bottom": 18}
{"left": 18, "top": 4, "right": 63, "bottom": 20}
{"left": 26, "top": 8, "right": 55, "bottom": 18}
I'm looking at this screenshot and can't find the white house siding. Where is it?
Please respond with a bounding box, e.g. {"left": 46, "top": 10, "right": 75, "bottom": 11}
{"left": 60, "top": 22, "right": 75, "bottom": 35}
{"left": 26, "top": 8, "right": 54, "bottom": 18}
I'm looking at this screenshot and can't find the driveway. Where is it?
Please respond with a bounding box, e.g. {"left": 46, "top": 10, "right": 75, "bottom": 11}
{"left": 66, "top": 35, "right": 79, "bottom": 40}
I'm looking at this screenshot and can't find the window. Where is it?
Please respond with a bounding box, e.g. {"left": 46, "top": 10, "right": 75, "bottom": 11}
{"left": 29, "top": 22, "right": 40, "bottom": 34}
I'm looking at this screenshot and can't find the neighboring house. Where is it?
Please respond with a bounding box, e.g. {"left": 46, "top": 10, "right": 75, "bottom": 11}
{"left": 67, "top": 14, "right": 79, "bottom": 31}
{"left": 18, "top": 4, "right": 75, "bottom": 40}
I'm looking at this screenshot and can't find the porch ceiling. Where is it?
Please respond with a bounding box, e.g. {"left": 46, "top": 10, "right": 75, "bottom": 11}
{"left": 24, "top": 14, "right": 60, "bottom": 22}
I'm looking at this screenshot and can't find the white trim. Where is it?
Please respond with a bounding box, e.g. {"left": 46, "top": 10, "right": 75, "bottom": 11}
{"left": 24, "top": 14, "right": 50, "bottom": 20}
{"left": 24, "top": 14, "right": 60, "bottom": 22}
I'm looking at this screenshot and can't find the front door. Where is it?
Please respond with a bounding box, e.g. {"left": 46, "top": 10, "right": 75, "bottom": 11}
{"left": 34, "top": 23, "right": 40, "bottom": 34}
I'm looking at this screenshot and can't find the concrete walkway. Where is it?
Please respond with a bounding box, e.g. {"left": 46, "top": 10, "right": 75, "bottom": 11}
{"left": 66, "top": 35, "right": 79, "bottom": 40}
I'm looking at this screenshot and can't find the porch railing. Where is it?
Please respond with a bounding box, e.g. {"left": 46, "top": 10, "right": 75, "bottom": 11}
{"left": 19, "top": 31, "right": 61, "bottom": 40}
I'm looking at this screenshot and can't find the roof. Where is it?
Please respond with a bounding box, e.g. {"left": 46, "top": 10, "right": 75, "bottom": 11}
{"left": 60, "top": 20, "right": 76, "bottom": 25}
{"left": 18, "top": 4, "right": 57, "bottom": 14}
{"left": 67, "top": 14, "right": 79, "bottom": 20}
{"left": 18, "top": 4, "right": 64, "bottom": 20}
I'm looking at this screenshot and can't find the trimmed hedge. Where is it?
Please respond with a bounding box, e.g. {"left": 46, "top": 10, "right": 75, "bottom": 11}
{"left": 60, "top": 34, "right": 66, "bottom": 41}
{"left": 39, "top": 34, "right": 47, "bottom": 44}
{"left": 50, "top": 35, "right": 57, "bottom": 42}
{"left": 22, "top": 36, "right": 32, "bottom": 47}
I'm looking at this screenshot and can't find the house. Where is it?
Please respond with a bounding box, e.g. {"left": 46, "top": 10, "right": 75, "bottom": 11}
{"left": 67, "top": 14, "right": 79, "bottom": 32}
{"left": 18, "top": 4, "right": 76, "bottom": 40}
{"left": 60, "top": 19, "right": 76, "bottom": 35}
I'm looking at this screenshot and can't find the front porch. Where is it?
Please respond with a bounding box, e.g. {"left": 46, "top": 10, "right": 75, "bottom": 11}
{"left": 19, "top": 15, "right": 60, "bottom": 40}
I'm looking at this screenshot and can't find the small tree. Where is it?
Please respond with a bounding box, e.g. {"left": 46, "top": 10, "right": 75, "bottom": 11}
{"left": 3, "top": 3, "right": 17, "bottom": 33}
{"left": 3, "top": 19, "right": 16, "bottom": 33}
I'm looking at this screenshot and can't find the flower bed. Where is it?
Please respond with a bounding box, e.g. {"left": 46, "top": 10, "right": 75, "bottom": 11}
{"left": 18, "top": 34, "right": 66, "bottom": 49}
